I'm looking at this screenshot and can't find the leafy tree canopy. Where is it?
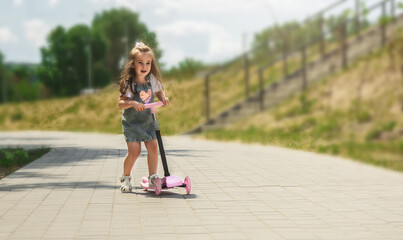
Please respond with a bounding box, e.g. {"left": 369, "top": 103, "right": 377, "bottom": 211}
{"left": 37, "top": 24, "right": 108, "bottom": 96}
{"left": 92, "top": 8, "right": 162, "bottom": 80}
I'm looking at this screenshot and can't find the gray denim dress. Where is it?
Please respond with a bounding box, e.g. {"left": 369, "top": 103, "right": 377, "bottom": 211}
{"left": 121, "top": 78, "right": 157, "bottom": 142}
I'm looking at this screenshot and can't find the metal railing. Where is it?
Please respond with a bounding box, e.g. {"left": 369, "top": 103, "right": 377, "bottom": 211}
{"left": 203, "top": 0, "right": 399, "bottom": 122}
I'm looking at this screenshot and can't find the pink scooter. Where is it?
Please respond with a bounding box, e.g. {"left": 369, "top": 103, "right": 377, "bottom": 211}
{"left": 140, "top": 101, "right": 191, "bottom": 196}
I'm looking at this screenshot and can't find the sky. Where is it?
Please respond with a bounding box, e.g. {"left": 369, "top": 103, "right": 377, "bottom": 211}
{"left": 0, "top": 0, "right": 385, "bottom": 68}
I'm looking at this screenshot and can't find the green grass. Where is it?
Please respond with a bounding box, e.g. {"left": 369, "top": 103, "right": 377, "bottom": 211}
{"left": 0, "top": 148, "right": 51, "bottom": 179}
{"left": 203, "top": 33, "right": 403, "bottom": 172}
{"left": 318, "top": 141, "right": 403, "bottom": 171}
{"left": 204, "top": 126, "right": 403, "bottom": 172}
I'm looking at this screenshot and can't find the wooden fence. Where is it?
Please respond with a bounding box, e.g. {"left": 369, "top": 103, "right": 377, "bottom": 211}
{"left": 203, "top": 0, "right": 399, "bottom": 122}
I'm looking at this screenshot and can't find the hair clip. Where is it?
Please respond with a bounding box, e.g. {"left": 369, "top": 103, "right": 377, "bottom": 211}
{"left": 135, "top": 42, "right": 145, "bottom": 47}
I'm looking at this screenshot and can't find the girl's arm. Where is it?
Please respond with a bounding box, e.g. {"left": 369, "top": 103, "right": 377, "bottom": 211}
{"left": 155, "top": 91, "right": 169, "bottom": 106}
{"left": 118, "top": 96, "right": 145, "bottom": 111}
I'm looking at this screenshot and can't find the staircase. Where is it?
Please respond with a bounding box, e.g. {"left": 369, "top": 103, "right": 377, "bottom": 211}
{"left": 187, "top": 2, "right": 402, "bottom": 134}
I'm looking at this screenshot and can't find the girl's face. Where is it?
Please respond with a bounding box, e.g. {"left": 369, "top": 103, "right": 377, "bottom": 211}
{"left": 133, "top": 53, "right": 152, "bottom": 79}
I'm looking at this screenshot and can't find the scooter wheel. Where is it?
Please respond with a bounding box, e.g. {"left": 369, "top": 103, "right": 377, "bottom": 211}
{"left": 184, "top": 176, "right": 191, "bottom": 195}
{"left": 154, "top": 177, "right": 162, "bottom": 196}
{"left": 141, "top": 177, "right": 148, "bottom": 183}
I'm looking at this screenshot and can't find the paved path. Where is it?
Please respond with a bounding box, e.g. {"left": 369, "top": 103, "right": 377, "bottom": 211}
{"left": 0, "top": 131, "right": 403, "bottom": 240}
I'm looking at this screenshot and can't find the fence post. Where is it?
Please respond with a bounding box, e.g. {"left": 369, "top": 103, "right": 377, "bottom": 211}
{"left": 340, "top": 23, "right": 348, "bottom": 69}
{"left": 319, "top": 14, "right": 326, "bottom": 59}
{"left": 205, "top": 74, "right": 210, "bottom": 122}
{"left": 2, "top": 68, "right": 7, "bottom": 103}
{"left": 244, "top": 53, "right": 250, "bottom": 97}
{"left": 266, "top": 35, "right": 271, "bottom": 54}
{"left": 283, "top": 36, "right": 288, "bottom": 78}
{"left": 301, "top": 45, "right": 307, "bottom": 91}
{"left": 401, "top": 65, "right": 403, "bottom": 112}
{"left": 381, "top": 0, "right": 387, "bottom": 46}
{"left": 401, "top": 64, "right": 403, "bottom": 84}
{"left": 391, "top": 0, "right": 395, "bottom": 21}
{"left": 355, "top": 0, "right": 361, "bottom": 36}
{"left": 258, "top": 69, "right": 264, "bottom": 111}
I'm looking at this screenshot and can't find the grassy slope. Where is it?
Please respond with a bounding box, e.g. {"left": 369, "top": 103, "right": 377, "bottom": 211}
{"left": 0, "top": 77, "right": 205, "bottom": 135}
{"left": 203, "top": 45, "right": 403, "bottom": 172}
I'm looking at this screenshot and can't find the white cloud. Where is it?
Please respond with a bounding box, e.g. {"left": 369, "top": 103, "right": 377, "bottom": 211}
{"left": 108, "top": 0, "right": 133, "bottom": 9}
{"left": 89, "top": 0, "right": 110, "bottom": 3}
{"left": 89, "top": 0, "right": 262, "bottom": 15}
{"left": 13, "top": 0, "right": 23, "bottom": 6}
{"left": 152, "top": 0, "right": 262, "bottom": 15}
{"left": 49, "top": 0, "right": 60, "bottom": 6}
{"left": 156, "top": 21, "right": 240, "bottom": 67}
{"left": 154, "top": 8, "right": 168, "bottom": 16}
{"left": 24, "top": 19, "right": 50, "bottom": 47}
{"left": 0, "top": 27, "right": 18, "bottom": 43}
{"left": 89, "top": 0, "right": 137, "bottom": 9}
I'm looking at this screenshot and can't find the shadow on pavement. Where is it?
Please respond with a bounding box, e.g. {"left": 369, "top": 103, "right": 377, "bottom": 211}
{"left": 0, "top": 146, "right": 210, "bottom": 169}
{"left": 0, "top": 181, "right": 117, "bottom": 191}
{"left": 133, "top": 186, "right": 197, "bottom": 199}
{"left": 0, "top": 147, "right": 204, "bottom": 195}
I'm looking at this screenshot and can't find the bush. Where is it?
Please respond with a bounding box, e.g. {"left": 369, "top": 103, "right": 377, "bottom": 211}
{"left": 0, "top": 148, "right": 29, "bottom": 167}
{"left": 357, "top": 110, "right": 371, "bottom": 123}
{"left": 313, "top": 117, "right": 340, "bottom": 139}
{"left": 10, "top": 111, "right": 24, "bottom": 121}
{"left": 381, "top": 121, "right": 396, "bottom": 131}
{"left": 366, "top": 129, "right": 382, "bottom": 141}
{"left": 366, "top": 121, "right": 397, "bottom": 141}
{"left": 164, "top": 58, "right": 205, "bottom": 80}
{"left": 0, "top": 148, "right": 51, "bottom": 178}
{"left": 317, "top": 144, "right": 340, "bottom": 155}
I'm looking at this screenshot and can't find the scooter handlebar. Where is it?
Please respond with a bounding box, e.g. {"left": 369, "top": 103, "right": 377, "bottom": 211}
{"left": 144, "top": 101, "right": 164, "bottom": 113}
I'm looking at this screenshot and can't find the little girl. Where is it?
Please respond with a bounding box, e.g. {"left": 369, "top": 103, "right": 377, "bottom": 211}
{"left": 118, "top": 42, "right": 169, "bottom": 193}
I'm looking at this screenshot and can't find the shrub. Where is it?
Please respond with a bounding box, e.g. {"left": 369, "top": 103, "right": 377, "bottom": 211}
{"left": 357, "top": 110, "right": 371, "bottom": 123}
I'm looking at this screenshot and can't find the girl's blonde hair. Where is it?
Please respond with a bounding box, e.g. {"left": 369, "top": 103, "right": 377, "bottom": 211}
{"left": 119, "top": 42, "right": 162, "bottom": 96}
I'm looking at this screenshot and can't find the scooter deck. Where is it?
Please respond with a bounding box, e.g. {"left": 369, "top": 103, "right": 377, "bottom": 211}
{"left": 140, "top": 176, "right": 191, "bottom": 195}
{"left": 139, "top": 181, "right": 157, "bottom": 190}
{"left": 140, "top": 177, "right": 162, "bottom": 195}
{"left": 140, "top": 177, "right": 172, "bottom": 190}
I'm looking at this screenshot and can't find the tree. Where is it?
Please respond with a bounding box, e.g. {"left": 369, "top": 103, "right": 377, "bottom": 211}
{"left": 37, "top": 24, "right": 108, "bottom": 96}
{"left": 251, "top": 8, "right": 367, "bottom": 63}
{"left": 164, "top": 58, "right": 205, "bottom": 80}
{"left": 0, "top": 51, "right": 5, "bottom": 102}
{"left": 10, "top": 65, "right": 41, "bottom": 101}
{"left": 92, "top": 8, "right": 162, "bottom": 81}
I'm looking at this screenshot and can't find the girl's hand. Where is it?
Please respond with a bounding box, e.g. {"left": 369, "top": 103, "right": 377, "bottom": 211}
{"left": 133, "top": 101, "right": 145, "bottom": 111}
{"left": 162, "top": 97, "right": 170, "bottom": 106}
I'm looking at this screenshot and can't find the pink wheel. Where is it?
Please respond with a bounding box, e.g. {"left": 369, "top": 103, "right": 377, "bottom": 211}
{"left": 141, "top": 177, "right": 148, "bottom": 183}
{"left": 184, "top": 176, "right": 191, "bottom": 195}
{"left": 154, "top": 177, "right": 162, "bottom": 196}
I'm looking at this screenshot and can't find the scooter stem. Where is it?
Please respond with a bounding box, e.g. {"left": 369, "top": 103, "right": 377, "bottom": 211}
{"left": 145, "top": 102, "right": 171, "bottom": 177}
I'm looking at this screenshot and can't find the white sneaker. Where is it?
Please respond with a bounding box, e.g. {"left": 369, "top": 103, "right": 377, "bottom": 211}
{"left": 148, "top": 174, "right": 159, "bottom": 187}
{"left": 120, "top": 176, "right": 132, "bottom": 193}
{"left": 148, "top": 174, "right": 162, "bottom": 196}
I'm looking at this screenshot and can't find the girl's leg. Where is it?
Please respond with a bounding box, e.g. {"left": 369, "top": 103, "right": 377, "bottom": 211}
{"left": 122, "top": 141, "right": 141, "bottom": 178}
{"left": 144, "top": 140, "right": 159, "bottom": 176}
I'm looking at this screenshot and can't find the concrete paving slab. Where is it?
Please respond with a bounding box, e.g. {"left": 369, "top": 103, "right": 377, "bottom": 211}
{"left": 1, "top": 131, "right": 403, "bottom": 239}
